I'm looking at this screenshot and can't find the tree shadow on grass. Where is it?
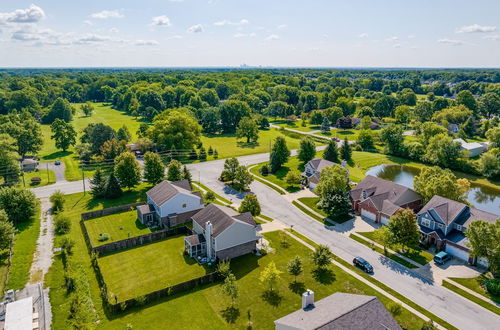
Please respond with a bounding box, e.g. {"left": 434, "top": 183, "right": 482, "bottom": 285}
{"left": 236, "top": 141, "right": 260, "bottom": 149}
{"left": 312, "top": 268, "right": 336, "bottom": 285}
{"left": 220, "top": 305, "right": 240, "bottom": 324}
{"left": 261, "top": 290, "right": 283, "bottom": 307}
{"left": 42, "top": 150, "right": 73, "bottom": 160}
{"left": 288, "top": 281, "right": 306, "bottom": 295}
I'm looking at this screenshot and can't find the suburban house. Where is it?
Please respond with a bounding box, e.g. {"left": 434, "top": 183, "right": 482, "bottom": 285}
{"left": 453, "top": 138, "right": 489, "bottom": 158}
{"left": 350, "top": 176, "right": 422, "bottom": 224}
{"left": 301, "top": 158, "right": 335, "bottom": 189}
{"left": 274, "top": 290, "right": 401, "bottom": 330}
{"left": 136, "top": 179, "right": 204, "bottom": 228}
{"left": 184, "top": 203, "right": 260, "bottom": 260}
{"left": 417, "top": 195, "right": 498, "bottom": 266}
{"left": 21, "top": 158, "right": 38, "bottom": 172}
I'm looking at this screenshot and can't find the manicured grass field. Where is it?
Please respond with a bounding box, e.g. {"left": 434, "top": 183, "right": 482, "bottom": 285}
{"left": 84, "top": 210, "right": 154, "bottom": 246}
{"left": 45, "top": 187, "right": 426, "bottom": 330}
{"left": 4, "top": 207, "right": 41, "bottom": 291}
{"left": 358, "top": 230, "right": 434, "bottom": 266}
{"left": 298, "top": 197, "right": 352, "bottom": 224}
{"left": 449, "top": 275, "right": 500, "bottom": 304}
{"left": 98, "top": 235, "right": 208, "bottom": 302}
{"left": 250, "top": 156, "right": 303, "bottom": 193}
{"left": 272, "top": 121, "right": 320, "bottom": 132}
{"left": 21, "top": 169, "right": 56, "bottom": 187}
{"left": 201, "top": 128, "right": 302, "bottom": 159}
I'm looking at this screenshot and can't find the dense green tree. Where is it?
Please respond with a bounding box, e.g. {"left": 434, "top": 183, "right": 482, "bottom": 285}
{"left": 356, "top": 130, "right": 375, "bottom": 150}
{"left": 285, "top": 170, "right": 302, "bottom": 186}
{"left": 0, "top": 134, "right": 20, "bottom": 184}
{"left": 50, "top": 190, "right": 65, "bottom": 213}
{"left": 414, "top": 166, "right": 470, "bottom": 203}
{"left": 236, "top": 117, "right": 259, "bottom": 143}
{"left": 340, "top": 137, "right": 352, "bottom": 161}
{"left": 143, "top": 152, "right": 165, "bottom": 184}
{"left": 466, "top": 220, "right": 499, "bottom": 275}
{"left": 114, "top": 152, "right": 141, "bottom": 189}
{"left": 318, "top": 189, "right": 351, "bottom": 218}
{"left": 380, "top": 125, "right": 405, "bottom": 155}
{"left": 309, "top": 110, "right": 323, "bottom": 125}
{"left": 298, "top": 137, "right": 316, "bottom": 163}
{"left": 310, "top": 245, "right": 333, "bottom": 270}
{"left": 80, "top": 123, "right": 116, "bottom": 154}
{"left": 265, "top": 101, "right": 292, "bottom": 118}
{"left": 0, "top": 187, "right": 38, "bottom": 223}
{"left": 478, "top": 92, "right": 500, "bottom": 118}
{"left": 432, "top": 105, "right": 472, "bottom": 125}
{"left": 477, "top": 149, "right": 500, "bottom": 179}
{"left": 238, "top": 194, "right": 261, "bottom": 216}
{"left": 182, "top": 166, "right": 192, "bottom": 183}
{"left": 220, "top": 158, "right": 240, "bottom": 182}
{"left": 167, "top": 160, "right": 183, "bottom": 181}
{"left": 90, "top": 169, "right": 106, "bottom": 198}
{"left": 414, "top": 101, "right": 434, "bottom": 121}
{"left": 200, "top": 107, "right": 220, "bottom": 134}
{"left": 270, "top": 136, "right": 290, "bottom": 173}
{"left": 394, "top": 105, "right": 412, "bottom": 125}
{"left": 316, "top": 164, "right": 349, "bottom": 198}
{"left": 117, "top": 125, "right": 132, "bottom": 142}
{"left": 45, "top": 97, "right": 74, "bottom": 123}
{"left": 287, "top": 256, "right": 303, "bottom": 282}
{"left": 100, "top": 138, "right": 127, "bottom": 160}
{"left": 233, "top": 166, "right": 253, "bottom": 190}
{"left": 486, "top": 126, "right": 500, "bottom": 147}
{"left": 103, "top": 172, "right": 122, "bottom": 199}
{"left": 148, "top": 111, "right": 201, "bottom": 150}
{"left": 417, "top": 122, "right": 448, "bottom": 145}
{"left": 50, "top": 119, "right": 77, "bottom": 152}
{"left": 220, "top": 100, "right": 251, "bottom": 133}
{"left": 259, "top": 261, "right": 281, "bottom": 291}
{"left": 456, "top": 90, "right": 477, "bottom": 112}
{"left": 0, "top": 112, "right": 43, "bottom": 157}
{"left": 0, "top": 209, "right": 15, "bottom": 250}
{"left": 336, "top": 97, "right": 356, "bottom": 116}
{"left": 80, "top": 102, "right": 94, "bottom": 117}
{"left": 423, "top": 134, "right": 462, "bottom": 167}
{"left": 323, "top": 139, "right": 339, "bottom": 163}
{"left": 397, "top": 88, "right": 417, "bottom": 106}
{"left": 386, "top": 209, "right": 420, "bottom": 252}
{"left": 199, "top": 88, "right": 220, "bottom": 107}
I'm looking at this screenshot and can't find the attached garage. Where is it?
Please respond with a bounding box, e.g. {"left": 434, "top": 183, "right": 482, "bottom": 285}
{"left": 477, "top": 257, "right": 489, "bottom": 268}
{"left": 445, "top": 244, "right": 470, "bottom": 262}
{"left": 361, "top": 208, "right": 376, "bottom": 221}
{"left": 380, "top": 216, "right": 389, "bottom": 225}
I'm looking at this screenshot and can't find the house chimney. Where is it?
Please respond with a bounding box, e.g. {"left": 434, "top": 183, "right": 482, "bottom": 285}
{"left": 205, "top": 221, "right": 213, "bottom": 259}
{"left": 302, "top": 289, "right": 314, "bottom": 309}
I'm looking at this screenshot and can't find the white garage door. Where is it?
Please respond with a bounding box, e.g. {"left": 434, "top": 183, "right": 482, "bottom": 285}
{"left": 477, "top": 257, "right": 489, "bottom": 267}
{"left": 445, "top": 244, "right": 470, "bottom": 262}
{"left": 361, "top": 209, "right": 376, "bottom": 221}
{"left": 380, "top": 216, "right": 389, "bottom": 225}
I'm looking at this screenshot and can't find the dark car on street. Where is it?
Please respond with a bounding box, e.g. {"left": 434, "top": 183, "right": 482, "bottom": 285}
{"left": 353, "top": 257, "right": 373, "bottom": 273}
{"left": 55, "top": 159, "right": 61, "bottom": 165}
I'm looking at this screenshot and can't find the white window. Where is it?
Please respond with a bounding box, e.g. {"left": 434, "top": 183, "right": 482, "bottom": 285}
{"left": 421, "top": 218, "right": 430, "bottom": 227}
{"left": 438, "top": 223, "right": 444, "bottom": 230}
{"left": 456, "top": 224, "right": 462, "bottom": 231}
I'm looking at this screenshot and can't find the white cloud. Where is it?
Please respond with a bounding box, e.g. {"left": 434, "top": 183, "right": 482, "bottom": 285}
{"left": 277, "top": 24, "right": 287, "bottom": 29}
{"left": 168, "top": 35, "right": 183, "bottom": 39}
{"left": 408, "top": 35, "right": 415, "bottom": 39}
{"left": 456, "top": 24, "right": 496, "bottom": 33}
{"left": 234, "top": 32, "right": 256, "bottom": 38}
{"left": 213, "top": 19, "right": 248, "bottom": 26}
{"left": 358, "top": 33, "right": 368, "bottom": 38}
{"left": 265, "top": 34, "right": 279, "bottom": 40}
{"left": 74, "top": 34, "right": 111, "bottom": 44}
{"left": 151, "top": 15, "right": 172, "bottom": 27}
{"left": 483, "top": 34, "right": 500, "bottom": 41}
{"left": 0, "top": 4, "right": 45, "bottom": 25}
{"left": 83, "top": 20, "right": 93, "bottom": 26}
{"left": 393, "top": 44, "right": 401, "bottom": 48}
{"left": 109, "top": 28, "right": 119, "bottom": 33}
{"left": 135, "top": 39, "right": 159, "bottom": 46}
{"left": 385, "top": 36, "right": 399, "bottom": 42}
{"left": 187, "top": 24, "right": 203, "bottom": 33}
{"left": 90, "top": 10, "right": 124, "bottom": 19}
{"left": 437, "top": 38, "right": 463, "bottom": 46}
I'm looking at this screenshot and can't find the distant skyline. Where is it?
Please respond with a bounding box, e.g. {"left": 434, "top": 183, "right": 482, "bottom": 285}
{"left": 0, "top": 0, "right": 499, "bottom": 68}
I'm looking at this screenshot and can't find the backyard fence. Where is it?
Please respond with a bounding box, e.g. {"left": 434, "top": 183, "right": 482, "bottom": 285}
{"left": 81, "top": 202, "right": 145, "bottom": 220}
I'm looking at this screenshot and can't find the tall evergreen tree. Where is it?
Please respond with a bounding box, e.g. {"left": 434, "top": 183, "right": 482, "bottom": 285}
{"left": 167, "top": 160, "right": 183, "bottom": 181}
{"left": 90, "top": 169, "right": 106, "bottom": 198}
{"left": 143, "top": 152, "right": 165, "bottom": 185}
{"left": 103, "top": 172, "right": 122, "bottom": 199}
{"left": 340, "top": 137, "right": 352, "bottom": 161}
{"left": 298, "top": 137, "right": 316, "bottom": 163}
{"left": 183, "top": 166, "right": 192, "bottom": 183}
{"left": 270, "top": 136, "right": 290, "bottom": 173}
{"left": 323, "top": 139, "right": 339, "bottom": 163}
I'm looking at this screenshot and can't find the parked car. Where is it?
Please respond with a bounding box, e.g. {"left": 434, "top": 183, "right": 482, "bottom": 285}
{"left": 353, "top": 257, "right": 373, "bottom": 273}
{"left": 434, "top": 251, "right": 452, "bottom": 265}
{"left": 54, "top": 160, "right": 61, "bottom": 165}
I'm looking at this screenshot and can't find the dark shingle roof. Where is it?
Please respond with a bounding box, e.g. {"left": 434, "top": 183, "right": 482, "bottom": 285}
{"left": 306, "top": 158, "right": 335, "bottom": 173}
{"left": 274, "top": 292, "right": 401, "bottom": 330}
{"left": 191, "top": 203, "right": 255, "bottom": 237}
{"left": 186, "top": 234, "right": 206, "bottom": 246}
{"left": 146, "top": 179, "right": 195, "bottom": 206}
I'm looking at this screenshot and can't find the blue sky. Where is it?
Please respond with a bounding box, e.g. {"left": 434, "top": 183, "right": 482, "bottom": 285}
{"left": 0, "top": 0, "right": 499, "bottom": 67}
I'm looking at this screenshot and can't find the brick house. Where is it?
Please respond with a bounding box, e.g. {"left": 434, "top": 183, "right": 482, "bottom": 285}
{"left": 349, "top": 176, "right": 422, "bottom": 224}
{"left": 136, "top": 179, "right": 204, "bottom": 228}
{"left": 417, "top": 195, "right": 498, "bottom": 266}
{"left": 184, "top": 203, "right": 260, "bottom": 261}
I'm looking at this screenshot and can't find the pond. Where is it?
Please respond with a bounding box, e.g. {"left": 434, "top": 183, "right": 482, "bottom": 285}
{"left": 365, "top": 164, "right": 500, "bottom": 216}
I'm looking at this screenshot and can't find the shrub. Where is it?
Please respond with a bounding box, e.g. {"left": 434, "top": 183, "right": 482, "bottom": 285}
{"left": 135, "top": 295, "right": 147, "bottom": 306}
{"left": 485, "top": 278, "right": 500, "bottom": 296}
{"left": 98, "top": 233, "right": 110, "bottom": 242}
{"left": 54, "top": 214, "right": 71, "bottom": 234}
{"left": 259, "top": 164, "right": 270, "bottom": 176}
{"left": 388, "top": 303, "right": 402, "bottom": 316}
{"left": 353, "top": 144, "right": 362, "bottom": 151}
{"left": 60, "top": 236, "right": 75, "bottom": 255}
{"left": 50, "top": 190, "right": 65, "bottom": 213}
{"left": 204, "top": 191, "right": 215, "bottom": 202}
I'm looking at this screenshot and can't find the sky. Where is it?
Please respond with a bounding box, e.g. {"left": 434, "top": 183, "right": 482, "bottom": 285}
{"left": 0, "top": 0, "right": 499, "bottom": 68}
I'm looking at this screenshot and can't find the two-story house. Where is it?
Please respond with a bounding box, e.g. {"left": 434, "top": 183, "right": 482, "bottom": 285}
{"left": 136, "top": 179, "right": 204, "bottom": 228}
{"left": 184, "top": 203, "right": 260, "bottom": 261}
{"left": 301, "top": 158, "right": 335, "bottom": 190}
{"left": 350, "top": 176, "right": 422, "bottom": 224}
{"left": 417, "top": 195, "right": 498, "bottom": 266}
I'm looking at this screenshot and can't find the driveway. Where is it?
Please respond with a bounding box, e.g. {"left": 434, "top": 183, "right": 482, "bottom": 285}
{"left": 44, "top": 161, "right": 66, "bottom": 182}
{"left": 414, "top": 258, "right": 483, "bottom": 284}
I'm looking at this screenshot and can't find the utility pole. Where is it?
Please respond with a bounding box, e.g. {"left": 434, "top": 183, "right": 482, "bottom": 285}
{"left": 46, "top": 163, "right": 50, "bottom": 184}
{"left": 82, "top": 167, "right": 86, "bottom": 195}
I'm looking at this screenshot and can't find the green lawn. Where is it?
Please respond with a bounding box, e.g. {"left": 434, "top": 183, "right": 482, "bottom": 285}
{"left": 449, "top": 275, "right": 500, "bottom": 304}
{"left": 250, "top": 156, "right": 303, "bottom": 193}
{"left": 358, "top": 230, "right": 434, "bottom": 266}
{"left": 442, "top": 280, "right": 500, "bottom": 316}
{"left": 192, "top": 181, "right": 232, "bottom": 205}
{"left": 21, "top": 169, "right": 56, "bottom": 187}
{"left": 292, "top": 200, "right": 324, "bottom": 223}
{"left": 4, "top": 207, "right": 41, "bottom": 291}
{"left": 84, "top": 210, "right": 154, "bottom": 247}
{"left": 272, "top": 121, "right": 320, "bottom": 132}
{"left": 298, "top": 197, "right": 352, "bottom": 224}
{"left": 45, "top": 187, "right": 426, "bottom": 330}
{"left": 99, "top": 235, "right": 208, "bottom": 302}
{"left": 349, "top": 234, "right": 418, "bottom": 269}
{"left": 201, "top": 128, "right": 302, "bottom": 159}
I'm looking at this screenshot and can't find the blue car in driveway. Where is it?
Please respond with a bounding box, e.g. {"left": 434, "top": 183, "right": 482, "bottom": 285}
{"left": 353, "top": 257, "right": 373, "bottom": 273}
{"left": 434, "top": 251, "right": 452, "bottom": 265}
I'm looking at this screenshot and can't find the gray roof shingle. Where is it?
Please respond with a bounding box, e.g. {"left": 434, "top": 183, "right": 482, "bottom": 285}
{"left": 191, "top": 203, "right": 255, "bottom": 237}
{"left": 274, "top": 292, "right": 401, "bottom": 330}
{"left": 146, "top": 179, "right": 198, "bottom": 206}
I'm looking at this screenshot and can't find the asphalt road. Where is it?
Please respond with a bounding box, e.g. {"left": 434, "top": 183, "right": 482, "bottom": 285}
{"left": 31, "top": 151, "right": 500, "bottom": 329}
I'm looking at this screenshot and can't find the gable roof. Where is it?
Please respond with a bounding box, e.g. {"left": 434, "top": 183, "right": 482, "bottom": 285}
{"left": 453, "top": 138, "right": 488, "bottom": 151}
{"left": 146, "top": 179, "right": 197, "bottom": 206}
{"left": 274, "top": 292, "right": 401, "bottom": 330}
{"left": 306, "top": 158, "right": 335, "bottom": 173}
{"left": 350, "top": 176, "right": 421, "bottom": 215}
{"left": 418, "top": 195, "right": 498, "bottom": 226}
{"left": 191, "top": 203, "right": 255, "bottom": 237}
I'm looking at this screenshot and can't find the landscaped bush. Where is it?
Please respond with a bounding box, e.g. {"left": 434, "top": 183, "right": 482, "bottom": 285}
{"left": 485, "top": 278, "right": 500, "bottom": 296}
{"left": 204, "top": 191, "right": 215, "bottom": 202}
{"left": 98, "top": 233, "right": 110, "bottom": 242}
{"left": 54, "top": 214, "right": 71, "bottom": 234}
{"left": 50, "top": 190, "right": 65, "bottom": 213}
{"left": 259, "top": 164, "right": 270, "bottom": 176}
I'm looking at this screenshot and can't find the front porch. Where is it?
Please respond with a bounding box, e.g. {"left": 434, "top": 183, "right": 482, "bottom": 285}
{"left": 136, "top": 204, "right": 158, "bottom": 227}
{"left": 184, "top": 234, "right": 207, "bottom": 259}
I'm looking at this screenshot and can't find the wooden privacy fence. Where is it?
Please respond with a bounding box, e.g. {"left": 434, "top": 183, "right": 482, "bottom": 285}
{"left": 81, "top": 202, "right": 145, "bottom": 220}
